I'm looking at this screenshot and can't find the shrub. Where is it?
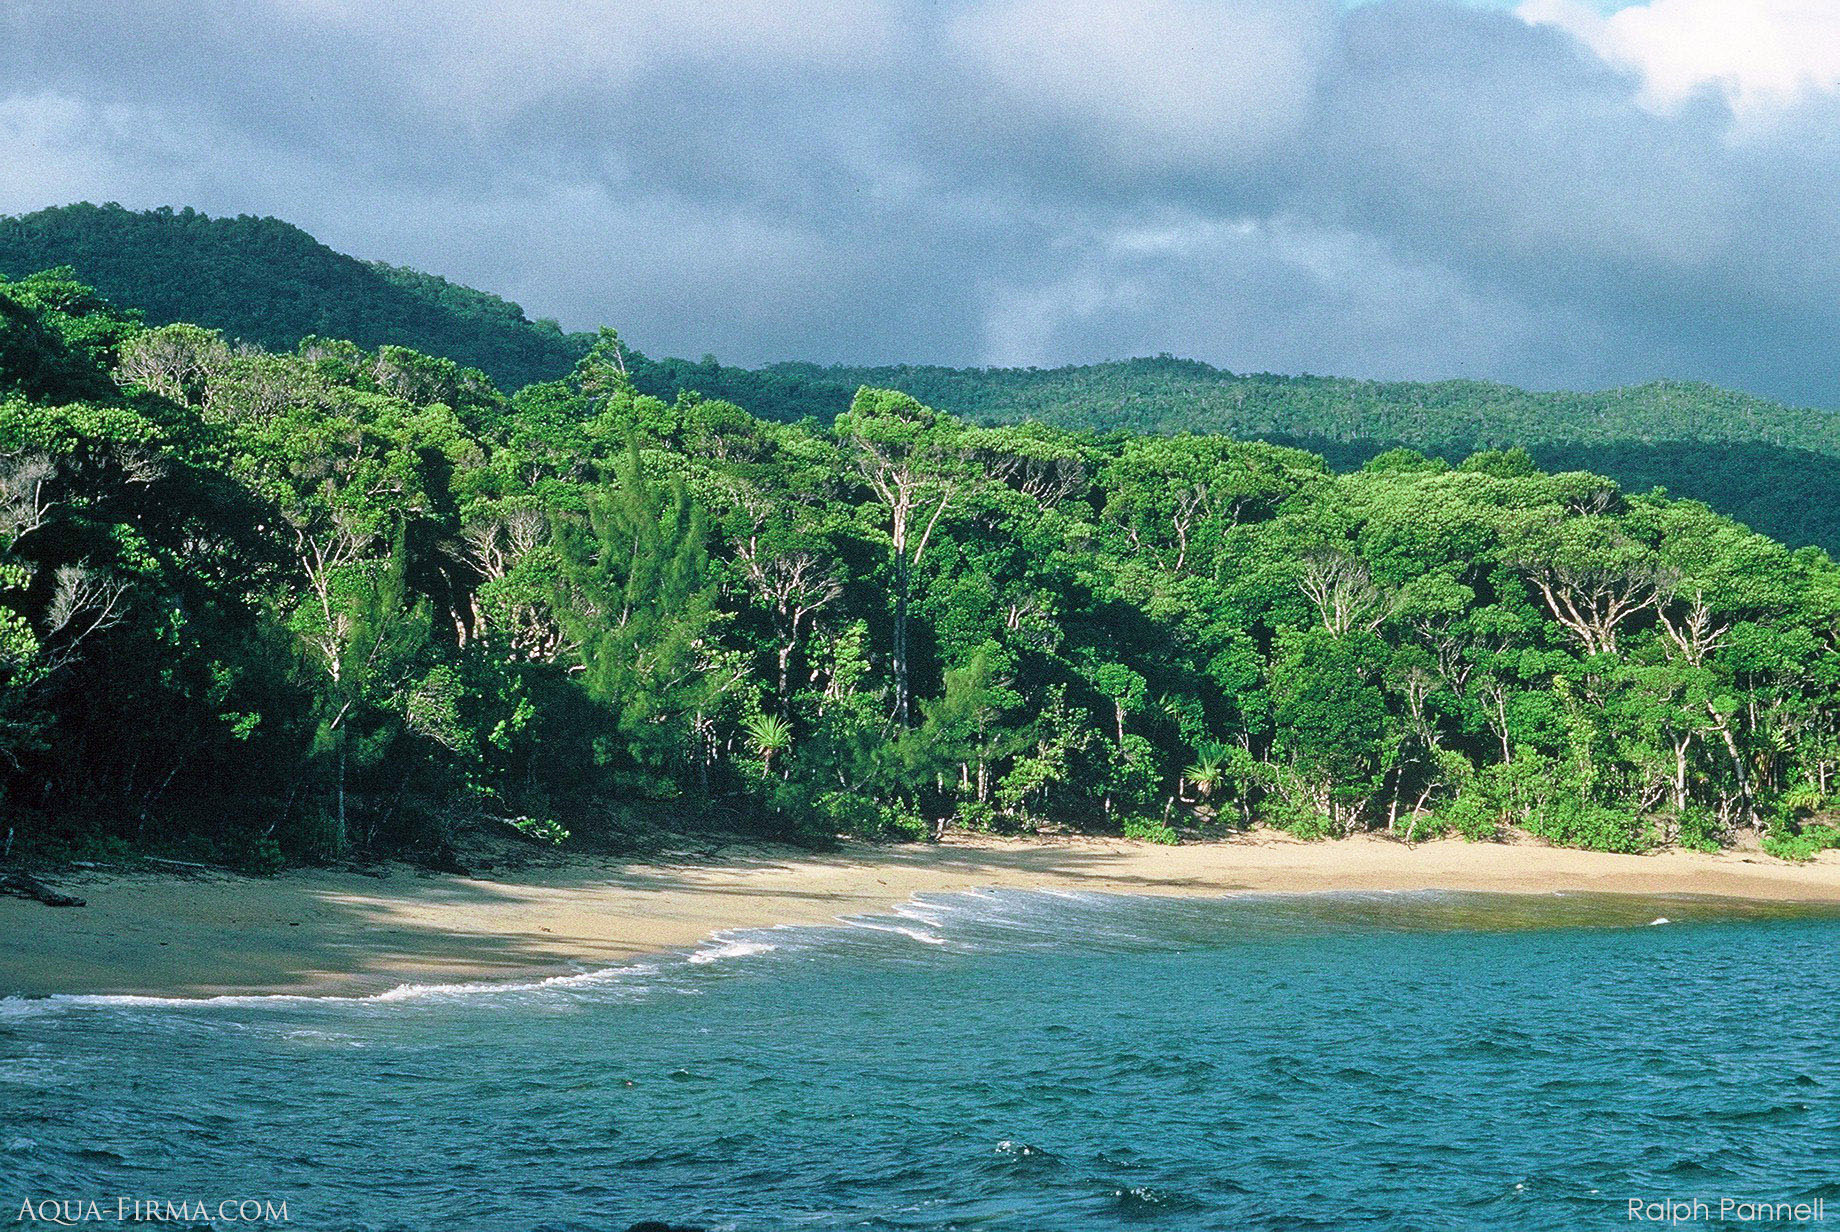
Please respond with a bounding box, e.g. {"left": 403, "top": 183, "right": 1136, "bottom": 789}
{"left": 278, "top": 805, "right": 349, "bottom": 860}
{"left": 954, "top": 799, "right": 997, "bottom": 832}
{"left": 1108, "top": 734, "right": 1162, "bottom": 814}
{"left": 1524, "top": 798, "right": 1649, "bottom": 853}
{"left": 1122, "top": 815, "right": 1179, "bottom": 845}
{"left": 1673, "top": 806, "right": 1721, "bottom": 854}
{"left": 216, "top": 832, "right": 287, "bottom": 875}
{"left": 879, "top": 799, "right": 932, "bottom": 842}
{"left": 1773, "top": 784, "right": 1825, "bottom": 825}
{"left": 810, "top": 789, "right": 932, "bottom": 842}
{"left": 1264, "top": 802, "right": 1332, "bottom": 840}
{"left": 1763, "top": 823, "right": 1840, "bottom": 862}
{"left": 811, "top": 789, "right": 884, "bottom": 838}
{"left": 1398, "top": 811, "right": 1449, "bottom": 841}
{"left": 1436, "top": 795, "right": 1500, "bottom": 843}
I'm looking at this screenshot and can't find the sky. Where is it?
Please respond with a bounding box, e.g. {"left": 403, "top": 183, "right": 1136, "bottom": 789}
{"left": 4, "top": 1, "right": 1840, "bottom": 404}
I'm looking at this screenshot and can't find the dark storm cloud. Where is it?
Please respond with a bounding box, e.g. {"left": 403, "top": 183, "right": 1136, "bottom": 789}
{"left": 1293, "top": 3, "right": 1840, "bottom": 399}
{"left": 4, "top": 0, "right": 1839, "bottom": 402}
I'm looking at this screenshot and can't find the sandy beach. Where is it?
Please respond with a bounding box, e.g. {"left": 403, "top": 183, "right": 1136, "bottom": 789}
{"left": 4, "top": 832, "right": 1839, "bottom": 999}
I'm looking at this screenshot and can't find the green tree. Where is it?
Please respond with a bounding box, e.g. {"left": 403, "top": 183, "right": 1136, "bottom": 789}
{"left": 1271, "top": 629, "right": 1389, "bottom": 834}
{"left": 557, "top": 438, "right": 722, "bottom": 792}
{"left": 835, "top": 388, "right": 963, "bottom": 726}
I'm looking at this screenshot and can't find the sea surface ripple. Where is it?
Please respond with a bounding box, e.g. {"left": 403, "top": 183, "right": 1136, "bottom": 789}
{"left": 2, "top": 889, "right": 1836, "bottom": 1230}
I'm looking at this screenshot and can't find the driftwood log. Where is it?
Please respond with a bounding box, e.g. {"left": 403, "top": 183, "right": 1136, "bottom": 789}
{"left": 0, "top": 871, "right": 86, "bottom": 907}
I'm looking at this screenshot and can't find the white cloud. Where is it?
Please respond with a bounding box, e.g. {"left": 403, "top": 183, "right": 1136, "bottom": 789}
{"left": 361, "top": 0, "right": 901, "bottom": 121}
{"left": 978, "top": 213, "right": 1572, "bottom": 384}
{"left": 0, "top": 92, "right": 236, "bottom": 214}
{"left": 1519, "top": 0, "right": 1840, "bottom": 118}
{"left": 0, "top": 95, "right": 119, "bottom": 211}
{"left": 947, "top": 0, "right": 1334, "bottom": 167}
{"left": 10, "top": 0, "right": 1840, "bottom": 403}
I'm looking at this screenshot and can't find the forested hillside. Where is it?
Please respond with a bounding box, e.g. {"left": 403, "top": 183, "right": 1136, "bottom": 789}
{"left": 749, "top": 359, "right": 1840, "bottom": 552}
{"left": 0, "top": 203, "right": 587, "bottom": 390}
{"left": 4, "top": 268, "right": 1840, "bottom": 869}
{"left": 777, "top": 357, "right": 1839, "bottom": 449}
{"left": 1271, "top": 437, "right": 1840, "bottom": 557}
{"left": 4, "top": 204, "right": 1838, "bottom": 553}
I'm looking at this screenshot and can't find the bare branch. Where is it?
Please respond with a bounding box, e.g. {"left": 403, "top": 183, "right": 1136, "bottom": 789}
{"left": 1299, "top": 551, "right": 1394, "bottom": 636}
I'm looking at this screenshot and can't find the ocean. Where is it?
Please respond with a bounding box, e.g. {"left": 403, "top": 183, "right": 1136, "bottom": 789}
{"left": 3, "top": 890, "right": 1837, "bottom": 1230}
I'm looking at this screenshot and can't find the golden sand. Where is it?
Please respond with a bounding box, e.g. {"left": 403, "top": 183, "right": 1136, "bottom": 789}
{"left": 4, "top": 831, "right": 1837, "bottom": 998}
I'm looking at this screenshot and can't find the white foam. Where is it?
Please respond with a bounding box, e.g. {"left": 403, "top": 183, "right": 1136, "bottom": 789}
{"left": 362, "top": 962, "right": 658, "bottom": 1001}
{"left": 0, "top": 961, "right": 658, "bottom": 1015}
{"left": 840, "top": 917, "right": 947, "bottom": 945}
{"left": 0, "top": 887, "right": 1310, "bottom": 1016}
{"left": 0, "top": 889, "right": 1101, "bottom": 1017}
{"left": 688, "top": 937, "right": 779, "bottom": 965}
{"left": 1648, "top": 917, "right": 1671, "bottom": 926}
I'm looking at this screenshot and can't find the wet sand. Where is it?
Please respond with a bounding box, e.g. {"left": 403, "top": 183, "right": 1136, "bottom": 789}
{"left": 4, "top": 831, "right": 1838, "bottom": 998}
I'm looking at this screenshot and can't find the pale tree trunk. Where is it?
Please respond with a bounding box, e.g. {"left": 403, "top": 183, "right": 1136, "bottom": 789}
{"left": 1708, "top": 708, "right": 1754, "bottom": 827}
{"left": 335, "top": 745, "right": 348, "bottom": 853}
{"left": 893, "top": 556, "right": 912, "bottom": 726}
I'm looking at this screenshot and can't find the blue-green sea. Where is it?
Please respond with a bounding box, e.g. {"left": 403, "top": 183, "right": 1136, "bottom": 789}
{"left": 4, "top": 890, "right": 1838, "bottom": 1231}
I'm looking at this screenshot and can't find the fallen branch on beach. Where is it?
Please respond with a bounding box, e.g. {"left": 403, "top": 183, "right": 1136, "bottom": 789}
{"left": 0, "top": 870, "right": 86, "bottom": 907}
{"left": 140, "top": 856, "right": 222, "bottom": 871}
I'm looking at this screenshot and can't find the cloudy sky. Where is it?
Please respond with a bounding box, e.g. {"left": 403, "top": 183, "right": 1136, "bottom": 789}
{"left": 4, "top": 0, "right": 1840, "bottom": 403}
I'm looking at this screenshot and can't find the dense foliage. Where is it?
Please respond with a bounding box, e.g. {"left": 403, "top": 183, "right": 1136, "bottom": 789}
{"left": 1271, "top": 437, "right": 1840, "bottom": 557}
{"left": 5, "top": 269, "right": 1840, "bottom": 867}
{"left": 746, "top": 360, "right": 1840, "bottom": 553}
{"left": 0, "top": 204, "right": 587, "bottom": 391}
{"left": 783, "top": 356, "right": 1840, "bottom": 449}
{"left": 9, "top": 205, "right": 1840, "bottom": 555}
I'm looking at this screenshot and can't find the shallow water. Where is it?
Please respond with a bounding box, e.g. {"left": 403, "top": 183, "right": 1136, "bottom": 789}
{"left": 3, "top": 890, "right": 1838, "bottom": 1230}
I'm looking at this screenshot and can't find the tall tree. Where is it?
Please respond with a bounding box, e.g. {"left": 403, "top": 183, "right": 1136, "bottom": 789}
{"left": 836, "top": 388, "right": 962, "bottom": 725}
{"left": 557, "top": 438, "right": 723, "bottom": 790}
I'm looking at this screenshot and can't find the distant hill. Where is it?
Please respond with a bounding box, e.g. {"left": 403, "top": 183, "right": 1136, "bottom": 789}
{"left": 5, "top": 202, "right": 1836, "bottom": 553}
{"left": 627, "top": 358, "right": 1840, "bottom": 554}
{"left": 745, "top": 356, "right": 1840, "bottom": 453}
{"left": 0, "top": 203, "right": 588, "bottom": 390}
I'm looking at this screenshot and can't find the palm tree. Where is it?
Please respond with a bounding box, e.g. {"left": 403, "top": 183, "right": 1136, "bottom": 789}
{"left": 743, "top": 713, "right": 793, "bottom": 779}
{"left": 1183, "top": 741, "right": 1228, "bottom": 803}
{"left": 1183, "top": 759, "right": 1221, "bottom": 802}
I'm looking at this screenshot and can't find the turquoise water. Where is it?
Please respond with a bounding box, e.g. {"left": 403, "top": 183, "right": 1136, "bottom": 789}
{"left": 3, "top": 890, "right": 1838, "bottom": 1230}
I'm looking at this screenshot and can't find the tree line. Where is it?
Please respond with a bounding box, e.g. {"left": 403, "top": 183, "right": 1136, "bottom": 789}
{"left": 3, "top": 268, "right": 1839, "bottom": 867}
{"left": 10, "top": 205, "right": 1840, "bottom": 554}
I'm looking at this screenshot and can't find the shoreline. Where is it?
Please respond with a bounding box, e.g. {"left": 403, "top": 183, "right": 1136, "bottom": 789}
{"left": 4, "top": 832, "right": 1839, "bottom": 1000}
